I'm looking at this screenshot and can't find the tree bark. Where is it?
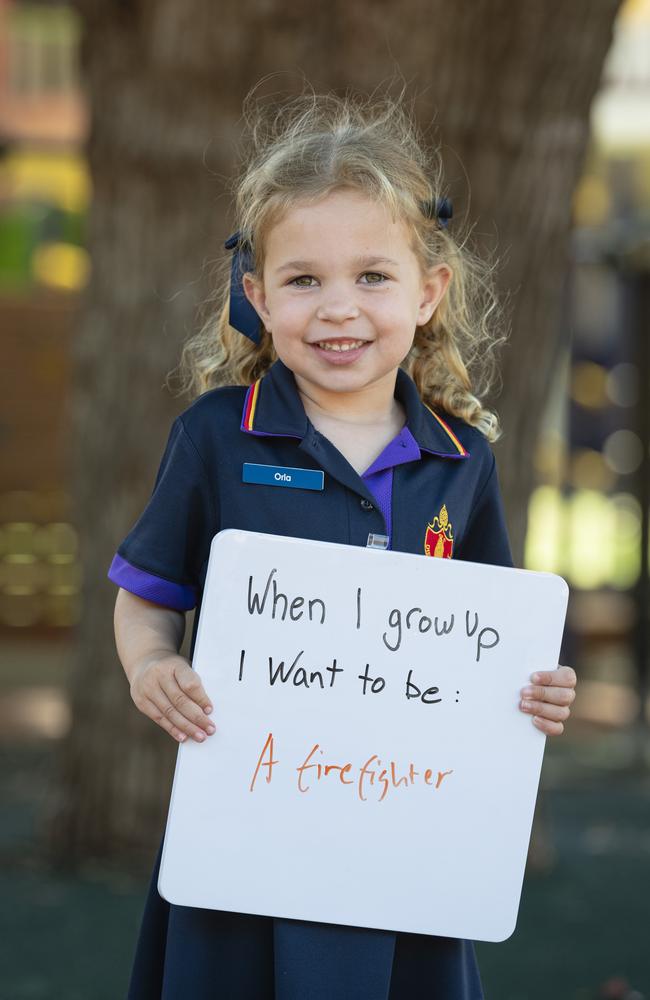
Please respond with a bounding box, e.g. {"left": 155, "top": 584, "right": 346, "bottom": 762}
{"left": 50, "top": 0, "right": 621, "bottom": 866}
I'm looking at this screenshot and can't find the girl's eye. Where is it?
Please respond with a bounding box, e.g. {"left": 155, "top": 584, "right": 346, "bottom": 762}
{"left": 361, "top": 272, "right": 388, "bottom": 284}
{"left": 288, "top": 275, "right": 316, "bottom": 287}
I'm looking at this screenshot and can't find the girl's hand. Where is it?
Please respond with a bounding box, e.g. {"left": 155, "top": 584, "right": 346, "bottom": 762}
{"left": 130, "top": 652, "right": 215, "bottom": 744}
{"left": 519, "top": 664, "right": 577, "bottom": 736}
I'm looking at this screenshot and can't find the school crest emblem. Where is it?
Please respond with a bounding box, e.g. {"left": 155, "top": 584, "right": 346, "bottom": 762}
{"left": 424, "top": 504, "right": 454, "bottom": 558}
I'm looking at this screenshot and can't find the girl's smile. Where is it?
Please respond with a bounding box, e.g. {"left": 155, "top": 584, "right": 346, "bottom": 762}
{"left": 243, "top": 189, "right": 452, "bottom": 417}
{"left": 310, "top": 337, "right": 370, "bottom": 363}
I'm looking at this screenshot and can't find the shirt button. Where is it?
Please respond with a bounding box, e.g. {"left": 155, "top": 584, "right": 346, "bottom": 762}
{"left": 360, "top": 498, "right": 374, "bottom": 511}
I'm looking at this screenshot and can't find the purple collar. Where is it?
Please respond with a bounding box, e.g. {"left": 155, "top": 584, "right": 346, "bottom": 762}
{"left": 362, "top": 425, "right": 421, "bottom": 476}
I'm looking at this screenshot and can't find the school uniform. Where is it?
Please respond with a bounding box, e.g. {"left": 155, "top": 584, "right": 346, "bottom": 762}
{"left": 108, "top": 356, "right": 514, "bottom": 1000}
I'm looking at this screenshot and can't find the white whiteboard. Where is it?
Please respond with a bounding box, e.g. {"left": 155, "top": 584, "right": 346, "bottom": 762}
{"left": 158, "top": 529, "right": 568, "bottom": 942}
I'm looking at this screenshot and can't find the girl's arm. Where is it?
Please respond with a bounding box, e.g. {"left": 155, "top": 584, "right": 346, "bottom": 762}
{"left": 114, "top": 587, "right": 215, "bottom": 744}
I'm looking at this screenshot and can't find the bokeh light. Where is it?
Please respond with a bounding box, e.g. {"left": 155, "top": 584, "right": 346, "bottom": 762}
{"left": 603, "top": 429, "right": 644, "bottom": 475}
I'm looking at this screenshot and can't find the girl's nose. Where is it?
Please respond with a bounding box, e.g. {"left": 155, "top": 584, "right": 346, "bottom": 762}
{"left": 316, "top": 296, "right": 360, "bottom": 323}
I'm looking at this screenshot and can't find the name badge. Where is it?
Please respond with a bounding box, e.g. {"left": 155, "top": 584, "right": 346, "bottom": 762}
{"left": 242, "top": 463, "right": 325, "bottom": 492}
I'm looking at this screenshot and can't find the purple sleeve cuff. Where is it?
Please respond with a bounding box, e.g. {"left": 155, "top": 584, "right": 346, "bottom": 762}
{"left": 107, "top": 554, "right": 197, "bottom": 612}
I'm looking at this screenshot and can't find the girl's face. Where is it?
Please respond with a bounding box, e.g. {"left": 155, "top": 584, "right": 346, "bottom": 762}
{"left": 243, "top": 188, "right": 451, "bottom": 410}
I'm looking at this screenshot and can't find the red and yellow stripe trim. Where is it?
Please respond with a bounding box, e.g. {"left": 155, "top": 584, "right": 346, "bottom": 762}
{"left": 242, "top": 378, "right": 261, "bottom": 431}
{"left": 424, "top": 404, "right": 468, "bottom": 456}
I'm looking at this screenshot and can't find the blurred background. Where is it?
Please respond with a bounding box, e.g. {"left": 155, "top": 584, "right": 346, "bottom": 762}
{"left": 0, "top": 0, "right": 648, "bottom": 997}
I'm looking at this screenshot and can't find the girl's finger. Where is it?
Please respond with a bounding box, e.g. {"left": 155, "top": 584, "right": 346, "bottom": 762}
{"left": 520, "top": 684, "right": 576, "bottom": 706}
{"left": 173, "top": 662, "right": 214, "bottom": 715}
{"left": 158, "top": 673, "right": 215, "bottom": 737}
{"left": 533, "top": 716, "right": 564, "bottom": 736}
{"left": 530, "top": 665, "right": 577, "bottom": 688}
{"left": 520, "top": 699, "right": 571, "bottom": 723}
{"left": 148, "top": 683, "right": 216, "bottom": 743}
{"left": 140, "top": 695, "right": 190, "bottom": 743}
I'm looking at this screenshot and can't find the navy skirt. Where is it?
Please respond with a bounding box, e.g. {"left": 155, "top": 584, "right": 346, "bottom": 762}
{"left": 127, "top": 836, "right": 484, "bottom": 1000}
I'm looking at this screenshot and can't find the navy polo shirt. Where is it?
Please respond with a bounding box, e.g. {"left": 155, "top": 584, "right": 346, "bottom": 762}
{"left": 109, "top": 357, "right": 513, "bottom": 1000}
{"left": 108, "top": 357, "right": 513, "bottom": 662}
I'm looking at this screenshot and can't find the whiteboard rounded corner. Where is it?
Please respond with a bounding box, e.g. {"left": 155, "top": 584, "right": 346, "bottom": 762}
{"left": 556, "top": 573, "right": 570, "bottom": 602}
{"left": 537, "top": 569, "right": 570, "bottom": 600}
{"left": 157, "top": 867, "right": 175, "bottom": 904}
{"left": 211, "top": 527, "right": 241, "bottom": 548}
{"left": 157, "top": 866, "right": 191, "bottom": 907}
{"left": 487, "top": 912, "right": 519, "bottom": 943}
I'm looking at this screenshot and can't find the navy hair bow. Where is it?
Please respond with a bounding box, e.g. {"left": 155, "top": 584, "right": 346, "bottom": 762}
{"left": 424, "top": 196, "right": 453, "bottom": 228}
{"left": 224, "top": 196, "right": 453, "bottom": 341}
{"left": 224, "top": 231, "right": 261, "bottom": 343}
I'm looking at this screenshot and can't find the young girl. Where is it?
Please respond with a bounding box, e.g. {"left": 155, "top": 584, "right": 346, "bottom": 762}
{"left": 109, "top": 89, "right": 576, "bottom": 1000}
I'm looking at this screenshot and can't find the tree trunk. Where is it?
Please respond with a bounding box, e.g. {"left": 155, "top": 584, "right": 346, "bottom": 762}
{"left": 49, "top": 0, "right": 621, "bottom": 867}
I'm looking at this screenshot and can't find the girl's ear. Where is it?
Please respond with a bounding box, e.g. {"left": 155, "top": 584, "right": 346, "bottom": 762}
{"left": 417, "top": 264, "right": 452, "bottom": 326}
{"left": 242, "top": 273, "right": 272, "bottom": 332}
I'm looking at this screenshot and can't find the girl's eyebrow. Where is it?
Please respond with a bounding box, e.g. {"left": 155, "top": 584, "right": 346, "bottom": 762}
{"left": 274, "top": 255, "right": 400, "bottom": 275}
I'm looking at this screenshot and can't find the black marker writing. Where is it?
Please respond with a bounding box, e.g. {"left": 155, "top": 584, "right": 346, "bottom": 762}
{"left": 357, "top": 663, "right": 386, "bottom": 695}
{"left": 465, "top": 610, "right": 500, "bottom": 661}
{"left": 475, "top": 627, "right": 499, "bottom": 662}
{"left": 247, "top": 569, "right": 326, "bottom": 624}
{"left": 405, "top": 669, "right": 442, "bottom": 704}
{"left": 268, "top": 650, "right": 343, "bottom": 689}
{"left": 383, "top": 606, "right": 455, "bottom": 651}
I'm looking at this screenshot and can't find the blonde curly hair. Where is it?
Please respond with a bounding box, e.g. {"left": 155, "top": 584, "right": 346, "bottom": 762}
{"left": 173, "top": 84, "right": 509, "bottom": 441}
